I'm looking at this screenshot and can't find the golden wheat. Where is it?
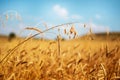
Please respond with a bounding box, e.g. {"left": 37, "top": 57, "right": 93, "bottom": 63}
{"left": 0, "top": 22, "right": 119, "bottom": 80}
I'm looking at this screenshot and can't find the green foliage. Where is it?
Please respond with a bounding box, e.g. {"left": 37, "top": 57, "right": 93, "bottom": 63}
{"left": 8, "top": 32, "right": 16, "bottom": 41}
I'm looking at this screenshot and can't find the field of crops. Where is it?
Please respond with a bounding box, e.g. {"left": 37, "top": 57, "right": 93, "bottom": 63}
{"left": 0, "top": 0, "right": 120, "bottom": 80}
{"left": 0, "top": 34, "right": 120, "bottom": 80}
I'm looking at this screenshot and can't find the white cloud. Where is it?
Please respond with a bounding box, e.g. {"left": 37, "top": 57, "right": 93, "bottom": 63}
{"left": 53, "top": 5, "right": 68, "bottom": 18}
{"left": 71, "top": 15, "right": 83, "bottom": 20}
{"left": 95, "top": 14, "right": 101, "bottom": 19}
{"left": 87, "top": 22, "right": 109, "bottom": 33}
{"left": 53, "top": 4, "right": 83, "bottom": 21}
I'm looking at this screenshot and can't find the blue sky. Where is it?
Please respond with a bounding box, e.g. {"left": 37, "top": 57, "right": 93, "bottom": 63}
{"left": 0, "top": 0, "right": 120, "bottom": 39}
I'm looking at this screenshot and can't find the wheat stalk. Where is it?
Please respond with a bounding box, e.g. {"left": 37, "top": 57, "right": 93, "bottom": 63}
{"left": 25, "top": 27, "right": 42, "bottom": 33}
{"left": 57, "top": 35, "right": 61, "bottom": 56}
{"left": 100, "top": 63, "right": 107, "bottom": 79}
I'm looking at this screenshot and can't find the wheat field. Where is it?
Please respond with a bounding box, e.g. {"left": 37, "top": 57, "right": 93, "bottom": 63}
{"left": 0, "top": 0, "right": 120, "bottom": 79}
{"left": 0, "top": 34, "right": 120, "bottom": 80}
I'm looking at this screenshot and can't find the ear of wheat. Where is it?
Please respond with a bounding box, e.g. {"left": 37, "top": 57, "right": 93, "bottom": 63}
{"left": 25, "top": 27, "right": 42, "bottom": 33}
{"left": 70, "top": 25, "right": 77, "bottom": 38}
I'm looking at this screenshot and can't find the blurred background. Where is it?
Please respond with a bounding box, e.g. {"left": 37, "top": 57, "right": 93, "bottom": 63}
{"left": 0, "top": 0, "right": 120, "bottom": 39}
